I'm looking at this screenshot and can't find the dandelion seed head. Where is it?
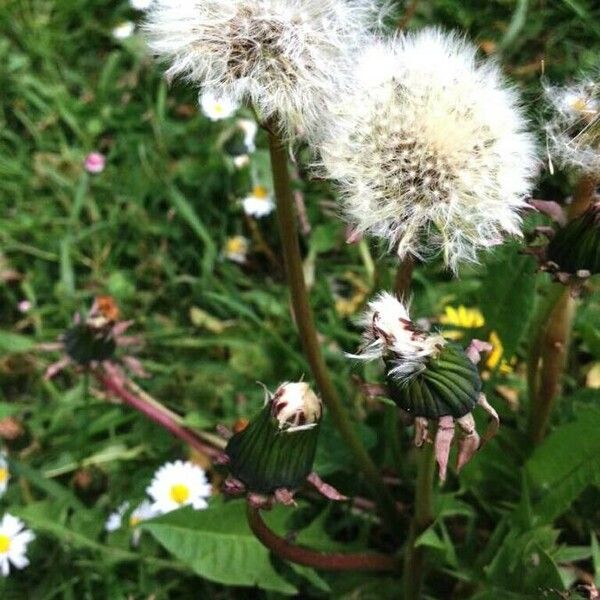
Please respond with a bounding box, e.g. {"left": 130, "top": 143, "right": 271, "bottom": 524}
{"left": 321, "top": 29, "right": 538, "bottom": 271}
{"left": 545, "top": 76, "right": 600, "bottom": 176}
{"left": 143, "top": 0, "right": 382, "bottom": 139}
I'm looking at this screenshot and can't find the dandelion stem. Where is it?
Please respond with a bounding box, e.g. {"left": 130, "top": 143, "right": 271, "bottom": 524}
{"left": 94, "top": 368, "right": 224, "bottom": 461}
{"left": 528, "top": 284, "right": 576, "bottom": 444}
{"left": 246, "top": 504, "right": 398, "bottom": 572}
{"left": 403, "top": 443, "right": 436, "bottom": 600}
{"left": 395, "top": 256, "right": 415, "bottom": 301}
{"left": 265, "top": 122, "right": 399, "bottom": 529}
{"left": 528, "top": 174, "right": 596, "bottom": 444}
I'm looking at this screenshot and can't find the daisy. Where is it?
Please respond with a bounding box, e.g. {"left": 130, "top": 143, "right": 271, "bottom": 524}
{"left": 147, "top": 460, "right": 212, "bottom": 514}
{"left": 200, "top": 90, "right": 239, "bottom": 121}
{"left": 223, "top": 236, "right": 249, "bottom": 264}
{"left": 128, "top": 500, "right": 157, "bottom": 546}
{"left": 237, "top": 119, "right": 258, "bottom": 152}
{"left": 242, "top": 185, "right": 275, "bottom": 218}
{"left": 0, "top": 514, "right": 35, "bottom": 576}
{"left": 0, "top": 455, "right": 8, "bottom": 497}
{"left": 84, "top": 152, "right": 106, "bottom": 174}
{"left": 105, "top": 501, "right": 130, "bottom": 533}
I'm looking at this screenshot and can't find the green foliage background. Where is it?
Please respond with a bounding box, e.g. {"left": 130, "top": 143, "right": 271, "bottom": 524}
{"left": 0, "top": 0, "right": 599, "bottom": 598}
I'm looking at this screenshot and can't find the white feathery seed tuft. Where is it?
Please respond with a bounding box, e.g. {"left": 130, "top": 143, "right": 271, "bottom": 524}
{"left": 143, "top": 0, "right": 382, "bottom": 140}
{"left": 350, "top": 292, "right": 445, "bottom": 380}
{"left": 544, "top": 76, "right": 600, "bottom": 176}
{"left": 320, "top": 29, "right": 538, "bottom": 271}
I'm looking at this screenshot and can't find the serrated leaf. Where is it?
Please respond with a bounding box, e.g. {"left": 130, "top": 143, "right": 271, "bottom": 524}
{"left": 479, "top": 243, "right": 537, "bottom": 359}
{"left": 142, "top": 500, "right": 296, "bottom": 594}
{"left": 526, "top": 406, "right": 600, "bottom": 522}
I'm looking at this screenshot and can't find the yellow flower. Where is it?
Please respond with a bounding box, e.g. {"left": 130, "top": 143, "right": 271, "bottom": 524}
{"left": 440, "top": 305, "right": 485, "bottom": 340}
{"left": 486, "top": 331, "right": 514, "bottom": 374}
{"left": 333, "top": 272, "right": 369, "bottom": 318}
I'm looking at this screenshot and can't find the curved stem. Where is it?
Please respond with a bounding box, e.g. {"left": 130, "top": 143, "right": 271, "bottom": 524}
{"left": 403, "top": 443, "right": 436, "bottom": 600}
{"left": 94, "top": 368, "right": 223, "bottom": 461}
{"left": 265, "top": 123, "right": 399, "bottom": 528}
{"left": 246, "top": 504, "right": 398, "bottom": 572}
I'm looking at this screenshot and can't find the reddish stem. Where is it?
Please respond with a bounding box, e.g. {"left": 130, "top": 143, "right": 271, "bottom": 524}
{"left": 94, "top": 369, "right": 223, "bottom": 461}
{"left": 246, "top": 504, "right": 398, "bottom": 572}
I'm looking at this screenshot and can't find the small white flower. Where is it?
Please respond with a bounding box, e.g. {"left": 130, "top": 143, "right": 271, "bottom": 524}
{"left": 105, "top": 501, "right": 130, "bottom": 533}
{"left": 130, "top": 0, "right": 154, "bottom": 10}
{"left": 0, "top": 514, "right": 35, "bottom": 577}
{"left": 129, "top": 500, "right": 157, "bottom": 546}
{"left": 269, "top": 382, "right": 322, "bottom": 432}
{"left": 320, "top": 29, "right": 538, "bottom": 271}
{"left": 143, "top": 0, "right": 381, "bottom": 140}
{"left": 200, "top": 90, "right": 240, "bottom": 121}
{"left": 147, "top": 460, "right": 211, "bottom": 515}
{"left": 224, "top": 236, "right": 249, "bottom": 264}
{"left": 113, "top": 21, "right": 135, "bottom": 40}
{"left": 236, "top": 119, "right": 258, "bottom": 152}
{"left": 0, "top": 455, "right": 9, "bottom": 497}
{"left": 233, "top": 155, "right": 251, "bottom": 169}
{"left": 242, "top": 185, "right": 275, "bottom": 218}
{"left": 545, "top": 77, "right": 600, "bottom": 176}
{"left": 350, "top": 292, "right": 446, "bottom": 380}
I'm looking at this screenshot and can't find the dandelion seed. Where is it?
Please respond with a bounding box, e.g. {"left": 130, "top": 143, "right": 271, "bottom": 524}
{"left": 200, "top": 90, "right": 239, "bottom": 121}
{"left": 321, "top": 29, "right": 538, "bottom": 271}
{"left": 147, "top": 460, "right": 211, "bottom": 514}
{"left": 0, "top": 514, "right": 35, "bottom": 577}
{"left": 242, "top": 185, "right": 275, "bottom": 218}
{"left": 143, "top": 0, "right": 381, "bottom": 139}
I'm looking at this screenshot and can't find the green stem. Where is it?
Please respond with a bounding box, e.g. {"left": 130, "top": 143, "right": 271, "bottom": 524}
{"left": 528, "top": 284, "right": 576, "bottom": 444}
{"left": 403, "top": 443, "right": 436, "bottom": 600}
{"left": 265, "top": 123, "right": 399, "bottom": 529}
{"left": 527, "top": 174, "right": 596, "bottom": 444}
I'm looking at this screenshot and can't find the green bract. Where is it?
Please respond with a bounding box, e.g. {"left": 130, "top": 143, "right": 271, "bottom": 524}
{"left": 547, "top": 203, "right": 600, "bottom": 275}
{"left": 386, "top": 343, "right": 481, "bottom": 419}
{"left": 225, "top": 404, "right": 320, "bottom": 494}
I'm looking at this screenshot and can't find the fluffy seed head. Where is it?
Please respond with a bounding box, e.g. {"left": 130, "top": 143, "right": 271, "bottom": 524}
{"left": 269, "top": 382, "right": 322, "bottom": 431}
{"left": 321, "top": 29, "right": 538, "bottom": 271}
{"left": 144, "top": 0, "right": 381, "bottom": 139}
{"left": 351, "top": 292, "right": 446, "bottom": 379}
{"left": 545, "top": 76, "right": 600, "bottom": 176}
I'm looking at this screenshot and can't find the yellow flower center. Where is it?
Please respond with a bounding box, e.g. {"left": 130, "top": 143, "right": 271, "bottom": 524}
{"left": 0, "top": 534, "right": 10, "bottom": 553}
{"left": 0, "top": 468, "right": 8, "bottom": 483}
{"left": 213, "top": 103, "right": 224, "bottom": 114}
{"left": 129, "top": 515, "right": 142, "bottom": 528}
{"left": 570, "top": 98, "right": 589, "bottom": 113}
{"left": 252, "top": 185, "right": 269, "bottom": 200}
{"left": 170, "top": 483, "right": 190, "bottom": 505}
{"left": 226, "top": 237, "right": 246, "bottom": 254}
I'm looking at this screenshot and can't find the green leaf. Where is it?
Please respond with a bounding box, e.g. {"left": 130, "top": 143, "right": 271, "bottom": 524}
{"left": 0, "top": 331, "right": 35, "bottom": 353}
{"left": 479, "top": 243, "right": 537, "bottom": 359}
{"left": 526, "top": 406, "right": 600, "bottom": 522}
{"left": 142, "top": 500, "right": 297, "bottom": 594}
{"left": 592, "top": 534, "right": 600, "bottom": 586}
